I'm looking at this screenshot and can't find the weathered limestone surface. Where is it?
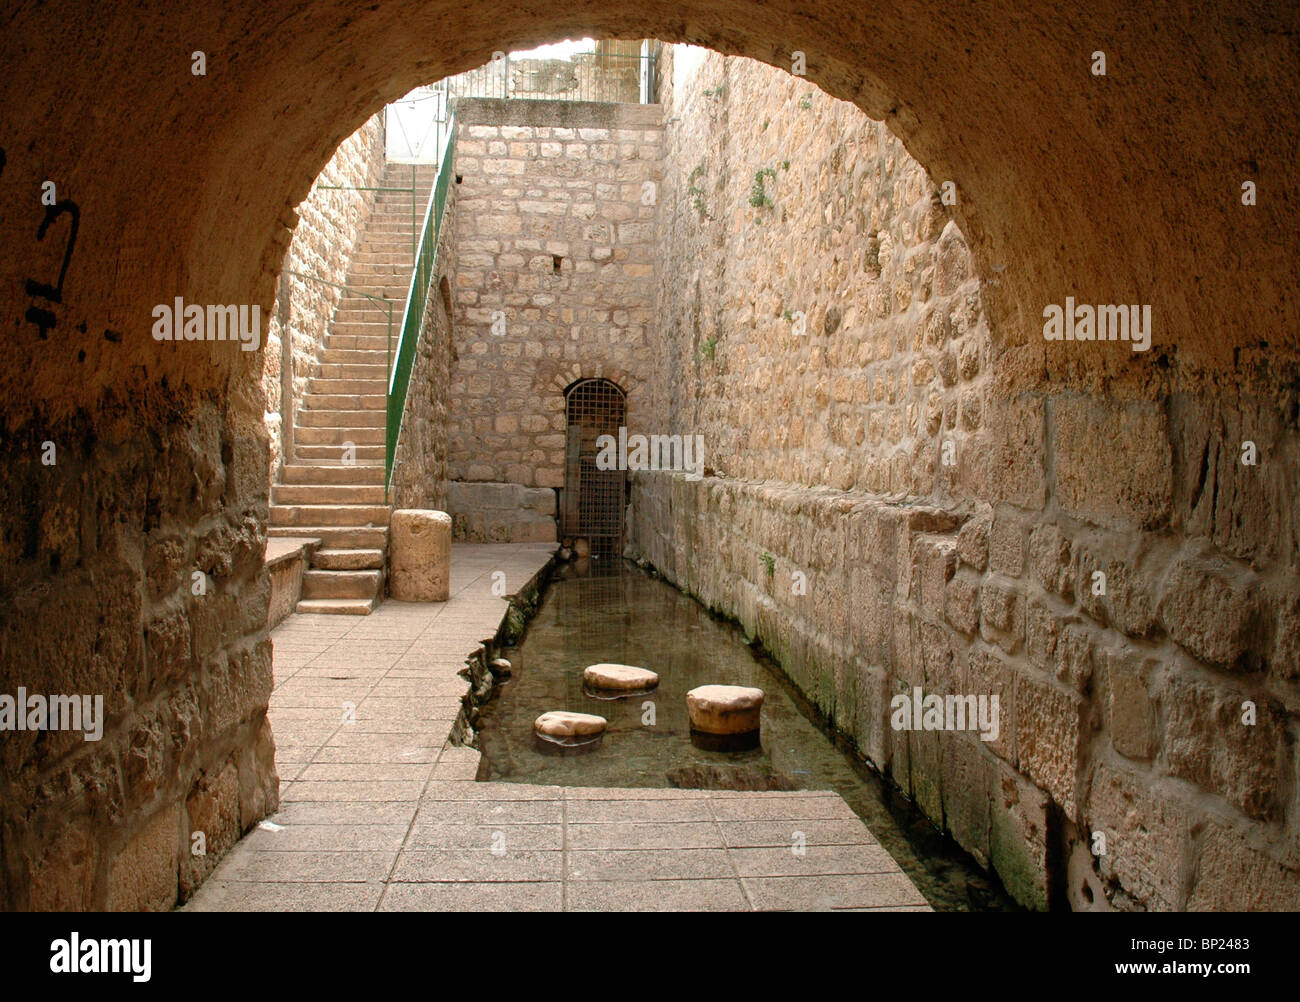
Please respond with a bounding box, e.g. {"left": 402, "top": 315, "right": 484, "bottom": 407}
{"left": 535, "top": 711, "right": 608, "bottom": 739}
{"left": 621, "top": 48, "right": 1300, "bottom": 913}
{"left": 389, "top": 510, "right": 452, "bottom": 602}
{"left": 584, "top": 663, "right": 659, "bottom": 691}
{"left": 687, "top": 685, "right": 764, "bottom": 735}
{"left": 447, "top": 99, "right": 663, "bottom": 489}
{"left": 262, "top": 114, "right": 386, "bottom": 482}
{"left": 446, "top": 480, "right": 557, "bottom": 542}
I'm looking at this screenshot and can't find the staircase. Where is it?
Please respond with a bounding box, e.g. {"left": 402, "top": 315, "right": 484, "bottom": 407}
{"left": 269, "top": 163, "right": 437, "bottom": 614}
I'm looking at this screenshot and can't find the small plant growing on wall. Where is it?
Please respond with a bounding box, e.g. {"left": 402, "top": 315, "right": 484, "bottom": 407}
{"left": 799, "top": 95, "right": 812, "bottom": 110}
{"left": 760, "top": 552, "right": 776, "bottom": 576}
{"left": 698, "top": 334, "right": 719, "bottom": 361}
{"left": 688, "top": 164, "right": 712, "bottom": 220}
{"left": 748, "top": 167, "right": 778, "bottom": 209}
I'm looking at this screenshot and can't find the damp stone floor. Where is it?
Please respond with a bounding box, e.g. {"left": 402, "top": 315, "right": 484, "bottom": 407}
{"left": 182, "top": 543, "right": 931, "bottom": 912}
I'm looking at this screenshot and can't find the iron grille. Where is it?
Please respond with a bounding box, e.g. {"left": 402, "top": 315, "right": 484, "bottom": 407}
{"left": 564, "top": 378, "right": 627, "bottom": 555}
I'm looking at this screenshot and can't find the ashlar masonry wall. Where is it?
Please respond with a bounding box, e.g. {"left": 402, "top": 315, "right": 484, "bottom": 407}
{"left": 628, "top": 47, "right": 1300, "bottom": 912}
{"left": 445, "top": 98, "right": 663, "bottom": 537}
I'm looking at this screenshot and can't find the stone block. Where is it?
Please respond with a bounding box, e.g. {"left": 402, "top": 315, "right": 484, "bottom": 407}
{"left": 107, "top": 807, "right": 179, "bottom": 911}
{"left": 1156, "top": 547, "right": 1260, "bottom": 670}
{"left": 965, "top": 646, "right": 1016, "bottom": 765}
{"left": 1187, "top": 822, "right": 1300, "bottom": 911}
{"left": 956, "top": 510, "right": 989, "bottom": 571}
{"left": 1051, "top": 397, "right": 1172, "bottom": 529}
{"left": 1076, "top": 544, "right": 1159, "bottom": 638}
{"left": 990, "top": 764, "right": 1050, "bottom": 910}
{"left": 1100, "top": 646, "right": 1156, "bottom": 760}
{"left": 1027, "top": 522, "right": 1073, "bottom": 598}
{"left": 1156, "top": 670, "right": 1284, "bottom": 821}
{"left": 945, "top": 570, "right": 980, "bottom": 634}
{"left": 1014, "top": 670, "right": 1085, "bottom": 817}
{"left": 27, "top": 817, "right": 96, "bottom": 911}
{"left": 1086, "top": 763, "right": 1191, "bottom": 911}
{"left": 180, "top": 760, "right": 241, "bottom": 899}
{"left": 390, "top": 509, "right": 452, "bottom": 601}
{"left": 979, "top": 577, "right": 1024, "bottom": 654}
{"left": 940, "top": 735, "right": 994, "bottom": 868}
{"left": 988, "top": 515, "right": 1025, "bottom": 577}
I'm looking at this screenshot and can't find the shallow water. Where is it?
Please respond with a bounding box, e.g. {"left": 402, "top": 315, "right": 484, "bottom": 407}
{"left": 476, "top": 559, "right": 1019, "bottom": 911}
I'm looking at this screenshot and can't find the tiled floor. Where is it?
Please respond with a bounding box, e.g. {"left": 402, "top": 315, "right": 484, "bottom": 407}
{"left": 184, "top": 543, "right": 931, "bottom": 912}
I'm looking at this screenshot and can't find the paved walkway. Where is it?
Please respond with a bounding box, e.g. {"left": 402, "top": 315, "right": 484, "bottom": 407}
{"left": 185, "top": 543, "right": 930, "bottom": 912}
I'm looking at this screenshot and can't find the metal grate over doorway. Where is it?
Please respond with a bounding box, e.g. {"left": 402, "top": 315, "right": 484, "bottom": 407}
{"left": 562, "top": 378, "right": 627, "bottom": 556}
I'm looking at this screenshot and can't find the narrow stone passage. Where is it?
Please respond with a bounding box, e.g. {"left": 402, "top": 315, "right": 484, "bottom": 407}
{"left": 184, "top": 543, "right": 929, "bottom": 911}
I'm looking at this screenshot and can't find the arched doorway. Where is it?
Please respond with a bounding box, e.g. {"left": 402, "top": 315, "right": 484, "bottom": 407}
{"left": 562, "top": 377, "right": 626, "bottom": 555}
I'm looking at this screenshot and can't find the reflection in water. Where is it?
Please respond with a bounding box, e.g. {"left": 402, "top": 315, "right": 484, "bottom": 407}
{"left": 475, "top": 559, "right": 1018, "bottom": 911}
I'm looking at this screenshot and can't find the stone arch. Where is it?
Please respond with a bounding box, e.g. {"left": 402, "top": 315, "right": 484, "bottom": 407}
{"left": 0, "top": 1, "right": 1295, "bottom": 912}
{"left": 2, "top": 1, "right": 1294, "bottom": 423}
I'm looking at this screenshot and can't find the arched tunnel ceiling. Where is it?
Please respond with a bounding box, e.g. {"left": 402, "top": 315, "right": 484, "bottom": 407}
{"left": 0, "top": 1, "right": 1295, "bottom": 418}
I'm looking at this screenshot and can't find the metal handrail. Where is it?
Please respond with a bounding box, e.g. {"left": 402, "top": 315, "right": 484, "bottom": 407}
{"left": 385, "top": 117, "right": 456, "bottom": 494}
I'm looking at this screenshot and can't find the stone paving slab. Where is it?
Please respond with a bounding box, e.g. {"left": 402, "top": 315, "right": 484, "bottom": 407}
{"left": 183, "top": 542, "right": 932, "bottom": 913}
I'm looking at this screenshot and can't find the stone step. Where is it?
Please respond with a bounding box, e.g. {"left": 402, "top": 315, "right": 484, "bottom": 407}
{"left": 293, "top": 444, "right": 386, "bottom": 461}
{"left": 333, "top": 287, "right": 412, "bottom": 301}
{"left": 302, "top": 568, "right": 383, "bottom": 600}
{"left": 318, "top": 348, "right": 391, "bottom": 365}
{"left": 272, "top": 483, "right": 387, "bottom": 504}
{"left": 294, "top": 425, "right": 384, "bottom": 445}
{"left": 269, "top": 525, "right": 389, "bottom": 547}
{"left": 280, "top": 463, "right": 385, "bottom": 485}
{"left": 350, "top": 252, "right": 417, "bottom": 265}
{"left": 324, "top": 335, "right": 392, "bottom": 351}
{"left": 299, "top": 392, "right": 386, "bottom": 410}
{"left": 297, "top": 410, "right": 386, "bottom": 430}
{"left": 313, "top": 547, "right": 385, "bottom": 570}
{"left": 312, "top": 363, "right": 388, "bottom": 380}
{"left": 295, "top": 597, "right": 377, "bottom": 616}
{"left": 270, "top": 503, "right": 391, "bottom": 527}
{"left": 308, "top": 377, "right": 387, "bottom": 395}
{"left": 348, "top": 262, "right": 415, "bottom": 275}
{"left": 340, "top": 284, "right": 416, "bottom": 300}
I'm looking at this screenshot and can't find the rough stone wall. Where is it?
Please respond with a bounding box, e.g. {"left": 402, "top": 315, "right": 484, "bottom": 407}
{"left": 447, "top": 98, "right": 663, "bottom": 489}
{"left": 0, "top": 386, "right": 278, "bottom": 910}
{"left": 446, "top": 481, "right": 557, "bottom": 542}
{"left": 388, "top": 192, "right": 456, "bottom": 512}
{"left": 649, "top": 48, "right": 983, "bottom": 491}
{"left": 629, "top": 48, "right": 1300, "bottom": 911}
{"left": 263, "top": 113, "right": 386, "bottom": 481}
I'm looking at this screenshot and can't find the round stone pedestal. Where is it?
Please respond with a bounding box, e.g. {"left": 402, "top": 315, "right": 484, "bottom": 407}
{"left": 686, "top": 685, "right": 763, "bottom": 749}
{"left": 582, "top": 663, "right": 659, "bottom": 698}
{"left": 533, "top": 711, "right": 607, "bottom": 753}
{"left": 389, "top": 509, "right": 452, "bottom": 601}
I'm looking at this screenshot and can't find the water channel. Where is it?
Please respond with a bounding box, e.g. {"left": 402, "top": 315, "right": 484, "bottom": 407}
{"left": 476, "top": 559, "right": 1019, "bottom": 911}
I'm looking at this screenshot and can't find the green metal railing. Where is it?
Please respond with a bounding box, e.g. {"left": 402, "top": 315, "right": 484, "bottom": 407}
{"left": 386, "top": 119, "right": 456, "bottom": 490}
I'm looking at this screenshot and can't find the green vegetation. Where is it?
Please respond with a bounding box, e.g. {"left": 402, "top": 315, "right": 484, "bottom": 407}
{"left": 748, "top": 167, "right": 778, "bottom": 209}
{"left": 760, "top": 552, "right": 776, "bottom": 576}
{"left": 688, "top": 163, "right": 712, "bottom": 220}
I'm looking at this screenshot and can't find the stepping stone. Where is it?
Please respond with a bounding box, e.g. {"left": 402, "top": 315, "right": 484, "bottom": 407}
{"left": 583, "top": 663, "right": 659, "bottom": 693}
{"left": 534, "top": 711, "right": 607, "bottom": 750}
{"left": 686, "top": 685, "right": 764, "bottom": 736}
